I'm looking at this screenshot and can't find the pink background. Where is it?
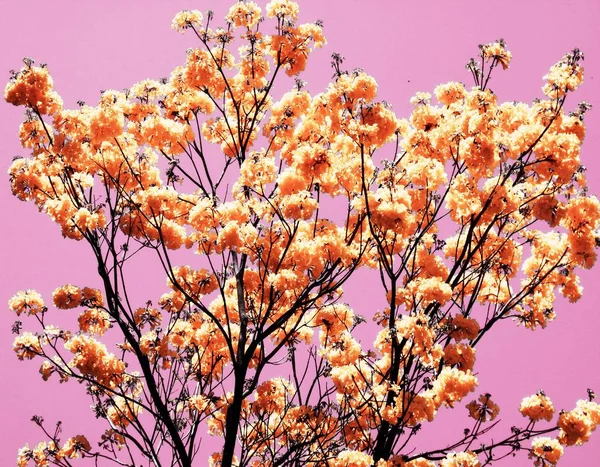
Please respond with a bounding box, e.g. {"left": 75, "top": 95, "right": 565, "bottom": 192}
{"left": 1, "top": 1, "right": 599, "bottom": 465}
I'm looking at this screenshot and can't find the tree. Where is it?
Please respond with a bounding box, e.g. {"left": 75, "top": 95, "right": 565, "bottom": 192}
{"left": 4, "top": 1, "right": 600, "bottom": 466}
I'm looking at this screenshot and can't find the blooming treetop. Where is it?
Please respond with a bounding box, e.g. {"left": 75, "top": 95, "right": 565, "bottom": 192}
{"left": 5, "top": 1, "right": 600, "bottom": 466}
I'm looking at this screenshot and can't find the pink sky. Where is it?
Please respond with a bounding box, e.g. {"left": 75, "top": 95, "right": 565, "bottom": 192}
{"left": 1, "top": 1, "right": 600, "bottom": 465}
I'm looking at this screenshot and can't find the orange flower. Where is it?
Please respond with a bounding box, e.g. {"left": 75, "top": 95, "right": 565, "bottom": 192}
{"left": 253, "top": 378, "right": 294, "bottom": 414}
{"left": 134, "top": 306, "right": 162, "bottom": 329}
{"left": 5, "top": 64, "right": 63, "bottom": 114}
{"left": 266, "top": 0, "right": 299, "bottom": 20}
{"left": 78, "top": 308, "right": 111, "bottom": 336}
{"left": 82, "top": 287, "right": 104, "bottom": 307}
{"left": 9, "top": 290, "right": 45, "bottom": 316}
{"left": 13, "top": 332, "right": 43, "bottom": 360}
{"left": 440, "top": 451, "right": 481, "bottom": 467}
{"left": 466, "top": 394, "right": 500, "bottom": 422}
{"left": 543, "top": 49, "right": 584, "bottom": 97}
{"left": 449, "top": 315, "right": 480, "bottom": 342}
{"left": 431, "top": 367, "right": 478, "bottom": 408}
{"left": 519, "top": 392, "right": 555, "bottom": 422}
{"left": 557, "top": 400, "right": 600, "bottom": 446}
{"left": 17, "top": 445, "right": 32, "bottom": 467}
{"left": 444, "top": 343, "right": 476, "bottom": 371}
{"left": 60, "top": 435, "right": 91, "bottom": 459}
{"left": 171, "top": 10, "right": 203, "bottom": 33}
{"left": 65, "top": 334, "right": 125, "bottom": 389}
{"left": 52, "top": 284, "right": 83, "bottom": 309}
{"left": 480, "top": 40, "right": 512, "bottom": 70}
{"left": 107, "top": 397, "right": 142, "bottom": 428}
{"left": 226, "top": 1, "right": 261, "bottom": 29}
{"left": 529, "top": 437, "right": 563, "bottom": 466}
{"left": 332, "top": 450, "right": 374, "bottom": 467}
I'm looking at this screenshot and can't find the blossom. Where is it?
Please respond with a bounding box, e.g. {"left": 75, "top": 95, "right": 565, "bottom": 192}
{"left": 64, "top": 334, "right": 125, "bottom": 388}
{"left": 519, "top": 392, "right": 555, "bottom": 422}
{"left": 431, "top": 367, "right": 478, "bottom": 408}
{"left": 529, "top": 437, "right": 563, "bottom": 466}
{"left": 466, "top": 394, "right": 500, "bottom": 422}
{"left": 543, "top": 49, "right": 584, "bottom": 97}
{"left": 480, "top": 40, "right": 512, "bottom": 70}
{"left": 440, "top": 451, "right": 481, "bottom": 467}
{"left": 332, "top": 450, "right": 374, "bottom": 467}
{"left": 434, "top": 82, "right": 467, "bottom": 106}
{"left": 397, "top": 278, "right": 453, "bottom": 310}
{"left": 557, "top": 400, "right": 600, "bottom": 446}
{"left": 253, "top": 378, "right": 294, "bottom": 414}
{"left": 313, "top": 303, "right": 355, "bottom": 333}
{"left": 13, "top": 332, "right": 43, "bottom": 360}
{"left": 89, "top": 104, "right": 124, "bottom": 146}
{"left": 134, "top": 306, "right": 162, "bottom": 329}
{"left": 52, "top": 284, "right": 82, "bottom": 309}
{"left": 31, "top": 441, "right": 50, "bottom": 467}
{"left": 320, "top": 330, "right": 362, "bottom": 367}
{"left": 402, "top": 460, "right": 435, "bottom": 467}
{"left": 449, "top": 315, "right": 480, "bottom": 342}
{"left": 383, "top": 392, "right": 437, "bottom": 426}
{"left": 171, "top": 10, "right": 203, "bottom": 33}
{"left": 82, "top": 287, "right": 104, "bottom": 307}
{"left": 185, "top": 49, "right": 232, "bottom": 98}
{"left": 140, "top": 116, "right": 193, "bottom": 155}
{"left": 5, "top": 64, "right": 63, "bottom": 114}
{"left": 410, "top": 92, "right": 432, "bottom": 106}
{"left": 330, "top": 363, "right": 371, "bottom": 397}
{"left": 39, "top": 360, "right": 54, "bottom": 381}
{"left": 107, "top": 396, "right": 142, "bottom": 428}
{"left": 78, "top": 308, "right": 111, "bottom": 336}
{"left": 60, "top": 435, "right": 91, "bottom": 459}
{"left": 9, "top": 290, "right": 45, "bottom": 315}
{"left": 226, "top": 1, "right": 262, "bottom": 29}
{"left": 101, "top": 429, "right": 126, "bottom": 450}
{"left": 266, "top": 0, "right": 299, "bottom": 20}
{"left": 444, "top": 343, "right": 476, "bottom": 371}
{"left": 267, "top": 22, "right": 324, "bottom": 76}
{"left": 17, "top": 444, "right": 32, "bottom": 467}
{"left": 446, "top": 173, "right": 482, "bottom": 219}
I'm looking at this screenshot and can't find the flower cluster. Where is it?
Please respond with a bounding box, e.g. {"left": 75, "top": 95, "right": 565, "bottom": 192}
{"left": 466, "top": 394, "right": 500, "bottom": 422}
{"left": 16, "top": 435, "right": 91, "bottom": 467}
{"left": 520, "top": 392, "right": 555, "bottom": 422}
{"left": 64, "top": 334, "right": 126, "bottom": 389}
{"left": 529, "top": 437, "right": 564, "bottom": 466}
{"left": 9, "top": 290, "right": 45, "bottom": 316}
{"left": 557, "top": 400, "right": 600, "bottom": 446}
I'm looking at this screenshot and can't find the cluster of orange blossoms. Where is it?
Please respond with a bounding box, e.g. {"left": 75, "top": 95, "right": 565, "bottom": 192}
{"left": 6, "top": 0, "right": 600, "bottom": 466}
{"left": 17, "top": 435, "right": 92, "bottom": 467}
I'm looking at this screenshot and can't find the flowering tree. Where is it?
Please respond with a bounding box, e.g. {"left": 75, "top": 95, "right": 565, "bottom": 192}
{"left": 5, "top": 1, "right": 600, "bottom": 466}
